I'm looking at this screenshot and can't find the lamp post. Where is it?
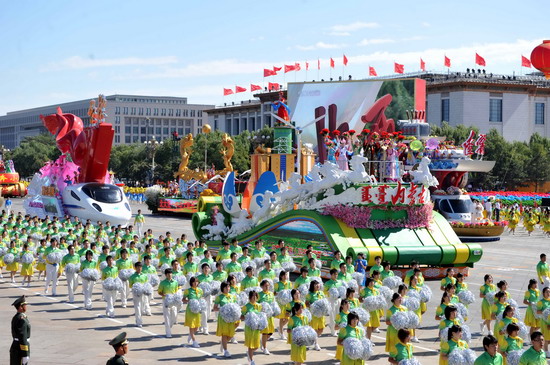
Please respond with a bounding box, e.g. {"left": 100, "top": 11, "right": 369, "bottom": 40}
{"left": 144, "top": 136, "right": 162, "bottom": 185}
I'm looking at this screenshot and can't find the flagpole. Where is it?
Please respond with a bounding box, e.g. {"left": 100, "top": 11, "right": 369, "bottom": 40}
{"left": 342, "top": 54, "right": 344, "bottom": 80}
{"left": 305, "top": 61, "right": 308, "bottom": 81}
{"left": 317, "top": 59, "right": 320, "bottom": 81}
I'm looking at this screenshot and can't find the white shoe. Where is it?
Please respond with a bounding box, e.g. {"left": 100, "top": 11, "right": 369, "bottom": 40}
{"left": 166, "top": 334, "right": 172, "bottom": 338}
{"left": 122, "top": 304, "right": 127, "bottom": 308}
{"left": 314, "top": 343, "right": 321, "bottom": 351}
{"left": 192, "top": 341, "right": 200, "bottom": 348}
{"left": 479, "top": 322, "right": 485, "bottom": 334}
{"left": 26, "top": 283, "right": 30, "bottom": 287}
{"left": 262, "top": 348, "right": 270, "bottom": 355}
{"left": 411, "top": 337, "right": 419, "bottom": 343}
{"left": 230, "top": 337, "right": 238, "bottom": 344}
{"left": 373, "top": 328, "right": 380, "bottom": 333}
{"left": 224, "top": 350, "right": 231, "bottom": 358}
{"left": 11, "top": 278, "right": 15, "bottom": 283}
{"left": 488, "top": 330, "right": 493, "bottom": 336}
{"left": 197, "top": 328, "right": 204, "bottom": 334}
{"left": 204, "top": 331, "right": 210, "bottom": 335}
{"left": 250, "top": 361, "right": 256, "bottom": 365}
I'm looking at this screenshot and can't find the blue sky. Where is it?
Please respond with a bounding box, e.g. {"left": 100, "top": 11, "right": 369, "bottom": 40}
{"left": 0, "top": 0, "right": 547, "bottom": 115}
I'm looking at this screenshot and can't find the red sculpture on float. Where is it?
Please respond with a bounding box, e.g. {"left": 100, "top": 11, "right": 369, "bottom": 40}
{"left": 40, "top": 95, "right": 114, "bottom": 183}
{"left": 531, "top": 40, "right": 550, "bottom": 79}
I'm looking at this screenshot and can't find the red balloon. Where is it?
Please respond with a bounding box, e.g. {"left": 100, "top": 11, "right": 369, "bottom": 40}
{"left": 531, "top": 40, "right": 550, "bottom": 79}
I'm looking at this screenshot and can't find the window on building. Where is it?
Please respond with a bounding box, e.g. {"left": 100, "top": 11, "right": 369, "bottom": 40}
{"left": 535, "top": 103, "right": 545, "bottom": 125}
{"left": 249, "top": 117, "right": 255, "bottom": 131}
{"left": 115, "top": 135, "right": 120, "bottom": 143}
{"left": 163, "top": 127, "right": 169, "bottom": 134}
{"left": 214, "top": 119, "right": 218, "bottom": 130}
{"left": 190, "top": 110, "right": 196, "bottom": 117}
{"left": 125, "top": 126, "right": 131, "bottom": 134}
{"left": 154, "top": 108, "right": 159, "bottom": 116}
{"left": 225, "top": 119, "right": 231, "bottom": 133}
{"left": 156, "top": 127, "right": 161, "bottom": 134}
{"left": 177, "top": 120, "right": 184, "bottom": 126}
{"left": 161, "top": 108, "right": 166, "bottom": 116}
{"left": 138, "top": 107, "right": 144, "bottom": 115}
{"left": 140, "top": 136, "right": 146, "bottom": 143}
{"left": 197, "top": 119, "right": 202, "bottom": 126}
{"left": 198, "top": 110, "right": 203, "bottom": 117}
{"left": 133, "top": 126, "right": 139, "bottom": 134}
{"left": 176, "top": 109, "right": 181, "bottom": 117}
{"left": 131, "top": 107, "right": 136, "bottom": 115}
{"left": 183, "top": 109, "right": 189, "bottom": 117}
{"left": 178, "top": 128, "right": 183, "bottom": 135}
{"left": 489, "top": 99, "right": 503, "bottom": 122}
{"left": 133, "top": 136, "right": 139, "bottom": 143}
{"left": 115, "top": 116, "right": 121, "bottom": 124}
{"left": 125, "top": 136, "right": 131, "bottom": 143}
{"left": 168, "top": 109, "right": 174, "bottom": 116}
{"left": 441, "top": 99, "right": 450, "bottom": 122}
{"left": 115, "top": 106, "right": 121, "bottom": 115}
{"left": 185, "top": 128, "right": 191, "bottom": 135}
{"left": 123, "top": 107, "right": 129, "bottom": 114}
{"left": 141, "top": 127, "right": 146, "bottom": 134}
{"left": 146, "top": 108, "right": 151, "bottom": 116}
{"left": 185, "top": 120, "right": 191, "bottom": 126}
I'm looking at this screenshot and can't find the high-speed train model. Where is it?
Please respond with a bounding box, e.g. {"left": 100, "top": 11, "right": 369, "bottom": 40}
{"left": 62, "top": 183, "right": 132, "bottom": 226}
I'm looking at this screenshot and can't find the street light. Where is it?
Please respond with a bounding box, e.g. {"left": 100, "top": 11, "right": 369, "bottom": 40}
{"left": 144, "top": 136, "right": 162, "bottom": 185}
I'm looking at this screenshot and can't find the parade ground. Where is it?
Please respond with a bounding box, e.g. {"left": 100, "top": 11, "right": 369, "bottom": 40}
{"left": 1, "top": 199, "right": 548, "bottom": 365}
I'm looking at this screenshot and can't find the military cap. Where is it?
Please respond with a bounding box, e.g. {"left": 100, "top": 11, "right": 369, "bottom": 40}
{"left": 12, "top": 295, "right": 28, "bottom": 308}
{"left": 108, "top": 332, "right": 128, "bottom": 347}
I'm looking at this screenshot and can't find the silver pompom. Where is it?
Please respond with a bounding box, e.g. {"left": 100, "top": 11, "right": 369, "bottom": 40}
{"left": 338, "top": 285, "right": 348, "bottom": 299}
{"left": 406, "top": 311, "right": 420, "bottom": 329}
{"left": 281, "top": 261, "right": 296, "bottom": 273}
{"left": 160, "top": 263, "right": 171, "bottom": 274}
{"left": 234, "top": 271, "right": 245, "bottom": 282}
{"left": 506, "top": 349, "right": 525, "bottom": 365}
{"left": 303, "top": 308, "right": 312, "bottom": 322}
{"left": 353, "top": 272, "right": 365, "bottom": 287}
{"left": 164, "top": 291, "right": 183, "bottom": 307}
{"left": 148, "top": 274, "right": 160, "bottom": 287}
{"left": 271, "top": 301, "right": 281, "bottom": 317}
{"left": 261, "top": 301, "right": 274, "bottom": 317}
{"left": 350, "top": 307, "right": 370, "bottom": 325}
{"left": 221, "top": 259, "right": 231, "bottom": 268}
{"left": 220, "top": 303, "right": 241, "bottom": 323}
{"left": 21, "top": 253, "right": 34, "bottom": 264}
{"left": 209, "top": 281, "right": 221, "bottom": 296}
{"left": 315, "top": 259, "right": 322, "bottom": 269}
{"left": 455, "top": 303, "right": 469, "bottom": 319}
{"left": 291, "top": 325, "right": 317, "bottom": 347}
{"left": 65, "top": 263, "right": 80, "bottom": 274}
{"left": 346, "top": 279, "right": 358, "bottom": 291}
{"left": 343, "top": 337, "right": 364, "bottom": 360}
{"left": 543, "top": 307, "right": 550, "bottom": 321}
{"left": 174, "top": 248, "right": 185, "bottom": 258}
{"left": 188, "top": 298, "right": 207, "bottom": 314}
{"left": 448, "top": 348, "right": 476, "bottom": 365}
{"left": 360, "top": 338, "right": 374, "bottom": 360}
{"left": 298, "top": 284, "right": 309, "bottom": 298}
{"left": 440, "top": 327, "right": 450, "bottom": 342}
{"left": 118, "top": 268, "right": 135, "bottom": 281}
{"left": 174, "top": 274, "right": 187, "bottom": 287}
{"left": 81, "top": 268, "right": 100, "bottom": 281}
{"left": 198, "top": 282, "right": 211, "bottom": 297}
{"left": 363, "top": 295, "right": 387, "bottom": 312}
{"left": 419, "top": 285, "right": 432, "bottom": 303}
{"left": 390, "top": 311, "right": 410, "bottom": 330}
{"left": 310, "top": 298, "right": 331, "bottom": 317}
{"left": 150, "top": 258, "right": 159, "bottom": 267}
{"left": 240, "top": 260, "right": 256, "bottom": 272}
{"left": 398, "top": 358, "right": 422, "bottom": 365}
{"left": 245, "top": 311, "right": 268, "bottom": 331}
{"left": 407, "top": 290, "right": 420, "bottom": 300}
{"left": 458, "top": 290, "right": 475, "bottom": 305}
{"left": 99, "top": 261, "right": 108, "bottom": 270}
{"left": 254, "top": 257, "right": 266, "bottom": 268}
{"left": 276, "top": 289, "right": 292, "bottom": 306}
{"left": 329, "top": 287, "right": 342, "bottom": 300}
{"left": 383, "top": 276, "right": 403, "bottom": 289}
{"left": 46, "top": 252, "right": 63, "bottom": 264}
{"left": 461, "top": 324, "right": 472, "bottom": 343}
{"left": 142, "top": 282, "right": 153, "bottom": 296}
{"left": 237, "top": 292, "right": 249, "bottom": 306}
{"left": 378, "top": 286, "right": 394, "bottom": 302}
{"left": 485, "top": 291, "right": 496, "bottom": 305}
{"left": 130, "top": 254, "right": 139, "bottom": 264}
{"left": 244, "top": 286, "right": 262, "bottom": 295}
{"left": 402, "top": 296, "right": 420, "bottom": 312}
{"left": 132, "top": 282, "right": 146, "bottom": 297}
{"left": 192, "top": 256, "right": 201, "bottom": 265}
{"left": 103, "top": 277, "right": 123, "bottom": 291}
{"left": 518, "top": 321, "right": 529, "bottom": 341}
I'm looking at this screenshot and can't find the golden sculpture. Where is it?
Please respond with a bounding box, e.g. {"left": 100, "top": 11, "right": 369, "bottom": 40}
{"left": 221, "top": 133, "right": 235, "bottom": 174}
{"left": 174, "top": 133, "right": 207, "bottom": 182}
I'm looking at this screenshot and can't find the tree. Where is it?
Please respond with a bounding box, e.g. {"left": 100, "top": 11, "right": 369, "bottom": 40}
{"left": 7, "top": 134, "right": 61, "bottom": 177}
{"left": 526, "top": 133, "right": 550, "bottom": 192}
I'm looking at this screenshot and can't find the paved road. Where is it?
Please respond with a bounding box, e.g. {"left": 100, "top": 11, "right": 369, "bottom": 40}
{"left": 1, "top": 198, "right": 549, "bottom": 364}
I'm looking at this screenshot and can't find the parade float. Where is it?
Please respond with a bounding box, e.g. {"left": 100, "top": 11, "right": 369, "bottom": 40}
{"left": 24, "top": 95, "right": 132, "bottom": 226}
{"left": 191, "top": 78, "right": 484, "bottom": 278}
{"left": 151, "top": 128, "right": 237, "bottom": 214}
{"left": 0, "top": 159, "right": 27, "bottom": 197}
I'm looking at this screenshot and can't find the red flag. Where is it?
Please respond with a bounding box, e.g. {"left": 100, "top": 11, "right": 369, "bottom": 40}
{"left": 444, "top": 56, "right": 451, "bottom": 68}
{"left": 250, "top": 84, "right": 262, "bottom": 92}
{"left": 318, "top": 59, "right": 320, "bottom": 70}
{"left": 420, "top": 58, "right": 426, "bottom": 71}
{"left": 223, "top": 88, "right": 233, "bottom": 96}
{"left": 235, "top": 86, "right": 247, "bottom": 93}
{"left": 475, "top": 53, "right": 486, "bottom": 66}
{"left": 330, "top": 58, "right": 335, "bottom": 68}
{"left": 273, "top": 66, "right": 282, "bottom": 72}
{"left": 295, "top": 62, "right": 301, "bottom": 71}
{"left": 284, "top": 64, "right": 296, "bottom": 73}
{"left": 394, "top": 62, "right": 404, "bottom": 74}
{"left": 343, "top": 54, "right": 348, "bottom": 66}
{"left": 306, "top": 61, "right": 309, "bottom": 70}
{"left": 268, "top": 82, "right": 280, "bottom": 91}
{"left": 521, "top": 55, "right": 532, "bottom": 68}
{"left": 264, "top": 68, "right": 277, "bottom": 77}
{"left": 369, "top": 66, "right": 377, "bottom": 76}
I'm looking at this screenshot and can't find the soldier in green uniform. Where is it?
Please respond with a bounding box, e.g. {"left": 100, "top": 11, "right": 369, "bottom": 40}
{"left": 11, "top": 295, "right": 31, "bottom": 365}
{"left": 106, "top": 332, "right": 129, "bottom": 365}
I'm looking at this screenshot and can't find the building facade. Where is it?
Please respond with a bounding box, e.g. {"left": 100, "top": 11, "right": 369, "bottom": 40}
{"left": 424, "top": 72, "right": 550, "bottom": 141}
{"left": 0, "top": 95, "right": 214, "bottom": 149}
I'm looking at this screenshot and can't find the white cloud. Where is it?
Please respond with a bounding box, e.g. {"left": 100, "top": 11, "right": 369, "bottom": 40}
{"left": 328, "top": 31, "right": 351, "bottom": 37}
{"left": 421, "top": 22, "right": 431, "bottom": 27}
{"left": 357, "top": 38, "right": 395, "bottom": 46}
{"left": 42, "top": 55, "right": 178, "bottom": 71}
{"left": 329, "top": 21, "right": 379, "bottom": 33}
{"left": 295, "top": 42, "right": 347, "bottom": 51}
